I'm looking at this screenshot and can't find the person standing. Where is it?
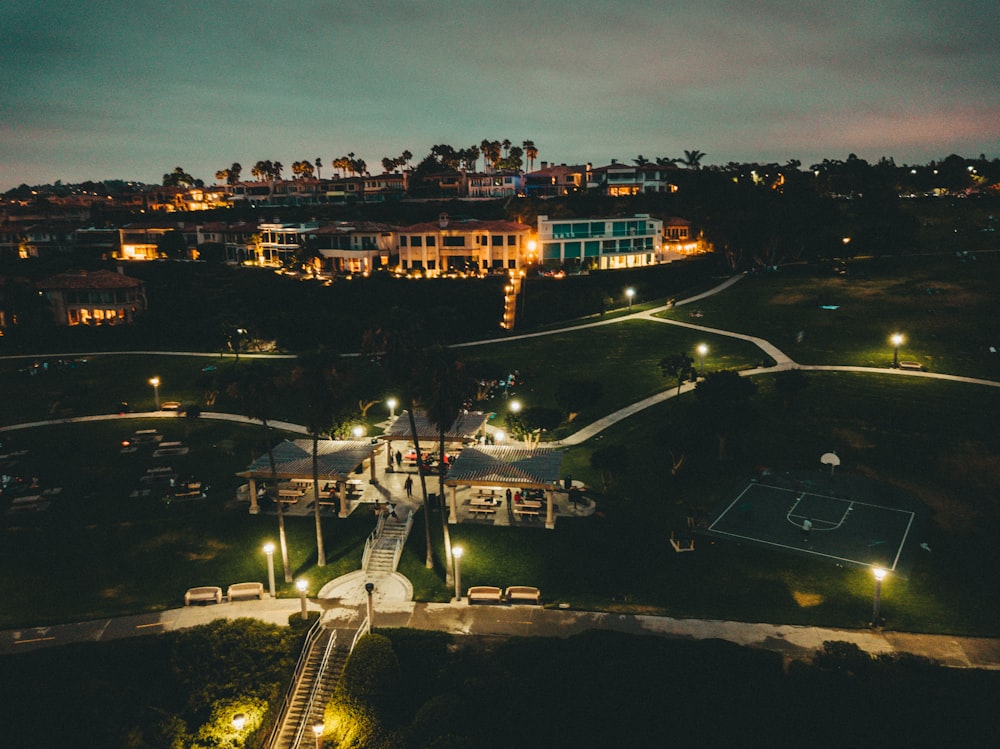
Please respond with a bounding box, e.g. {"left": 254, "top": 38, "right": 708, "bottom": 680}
{"left": 404, "top": 475, "right": 413, "bottom": 498}
{"left": 802, "top": 518, "right": 812, "bottom": 541}
{"left": 395, "top": 450, "right": 402, "bottom": 468}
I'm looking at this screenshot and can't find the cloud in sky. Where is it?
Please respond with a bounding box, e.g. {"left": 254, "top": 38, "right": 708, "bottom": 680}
{"left": 1, "top": 0, "right": 998, "bottom": 188}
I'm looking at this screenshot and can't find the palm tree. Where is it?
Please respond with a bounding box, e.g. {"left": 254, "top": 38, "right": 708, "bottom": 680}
{"left": 226, "top": 362, "right": 292, "bottom": 582}
{"left": 682, "top": 150, "right": 706, "bottom": 169}
{"left": 523, "top": 140, "right": 538, "bottom": 171}
{"left": 634, "top": 155, "right": 649, "bottom": 167}
{"left": 367, "top": 310, "right": 434, "bottom": 569}
{"left": 315, "top": 157, "right": 322, "bottom": 180}
{"left": 423, "top": 346, "right": 469, "bottom": 586}
{"left": 292, "top": 348, "right": 350, "bottom": 567}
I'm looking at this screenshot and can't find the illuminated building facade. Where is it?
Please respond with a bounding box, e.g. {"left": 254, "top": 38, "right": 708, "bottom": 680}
{"left": 536, "top": 213, "right": 663, "bottom": 270}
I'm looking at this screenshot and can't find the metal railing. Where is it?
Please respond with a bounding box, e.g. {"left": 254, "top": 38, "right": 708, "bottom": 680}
{"left": 264, "top": 617, "right": 324, "bottom": 749}
{"left": 361, "top": 513, "right": 387, "bottom": 570}
{"left": 288, "top": 629, "right": 338, "bottom": 749}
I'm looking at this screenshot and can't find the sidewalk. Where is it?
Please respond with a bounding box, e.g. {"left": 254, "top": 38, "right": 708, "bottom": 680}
{"left": 4, "top": 576, "right": 999, "bottom": 670}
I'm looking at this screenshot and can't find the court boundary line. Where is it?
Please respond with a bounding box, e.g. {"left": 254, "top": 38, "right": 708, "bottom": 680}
{"left": 708, "top": 481, "right": 915, "bottom": 572}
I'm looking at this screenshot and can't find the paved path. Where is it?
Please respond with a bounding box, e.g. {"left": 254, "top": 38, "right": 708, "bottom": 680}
{"left": 3, "top": 271, "right": 999, "bottom": 661}
{"left": 5, "top": 584, "right": 999, "bottom": 669}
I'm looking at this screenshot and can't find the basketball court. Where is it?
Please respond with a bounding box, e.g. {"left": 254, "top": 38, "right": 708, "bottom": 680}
{"left": 705, "top": 473, "right": 922, "bottom": 575}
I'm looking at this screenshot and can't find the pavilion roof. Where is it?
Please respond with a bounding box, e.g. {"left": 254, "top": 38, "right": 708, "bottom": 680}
{"left": 237, "top": 439, "right": 377, "bottom": 480}
{"left": 444, "top": 446, "right": 565, "bottom": 489}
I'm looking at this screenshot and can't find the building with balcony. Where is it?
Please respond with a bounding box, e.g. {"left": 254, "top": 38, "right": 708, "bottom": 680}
{"left": 397, "top": 214, "right": 533, "bottom": 276}
{"left": 591, "top": 162, "right": 680, "bottom": 196}
{"left": 35, "top": 269, "right": 147, "bottom": 326}
{"left": 524, "top": 163, "right": 591, "bottom": 197}
{"left": 536, "top": 213, "right": 663, "bottom": 270}
{"left": 256, "top": 222, "right": 319, "bottom": 266}
{"left": 467, "top": 172, "right": 524, "bottom": 198}
{"left": 307, "top": 221, "right": 395, "bottom": 274}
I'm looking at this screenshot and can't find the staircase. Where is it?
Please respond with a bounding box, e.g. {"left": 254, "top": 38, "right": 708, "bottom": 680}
{"left": 270, "top": 626, "right": 349, "bottom": 749}
{"left": 364, "top": 508, "right": 412, "bottom": 574}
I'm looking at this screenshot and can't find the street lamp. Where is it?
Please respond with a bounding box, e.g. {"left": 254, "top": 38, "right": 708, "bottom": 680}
{"left": 697, "top": 343, "right": 708, "bottom": 375}
{"left": 352, "top": 425, "right": 366, "bottom": 439}
{"left": 232, "top": 714, "right": 246, "bottom": 732}
{"left": 626, "top": 287, "right": 635, "bottom": 311}
{"left": 263, "top": 542, "right": 276, "bottom": 598}
{"left": 386, "top": 397, "right": 397, "bottom": 420}
{"left": 365, "top": 581, "right": 375, "bottom": 632}
{"left": 452, "top": 545, "right": 463, "bottom": 602}
{"left": 312, "top": 723, "right": 324, "bottom": 749}
{"left": 149, "top": 376, "right": 160, "bottom": 409}
{"left": 890, "top": 333, "right": 904, "bottom": 368}
{"left": 509, "top": 399, "right": 521, "bottom": 414}
{"left": 296, "top": 579, "right": 308, "bottom": 620}
{"left": 870, "top": 567, "right": 887, "bottom": 627}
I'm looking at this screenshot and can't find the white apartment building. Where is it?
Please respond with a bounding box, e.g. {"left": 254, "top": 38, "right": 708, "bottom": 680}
{"left": 397, "top": 214, "right": 532, "bottom": 276}
{"left": 536, "top": 214, "right": 663, "bottom": 270}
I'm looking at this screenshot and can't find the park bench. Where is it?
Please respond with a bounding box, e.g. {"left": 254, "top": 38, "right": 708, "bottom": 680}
{"left": 227, "top": 582, "right": 265, "bottom": 601}
{"left": 898, "top": 361, "right": 923, "bottom": 371}
{"left": 512, "top": 505, "right": 540, "bottom": 519}
{"left": 184, "top": 586, "right": 222, "bottom": 605}
{"left": 505, "top": 586, "right": 541, "bottom": 605}
{"left": 470, "top": 506, "right": 497, "bottom": 519}
{"left": 467, "top": 586, "right": 503, "bottom": 604}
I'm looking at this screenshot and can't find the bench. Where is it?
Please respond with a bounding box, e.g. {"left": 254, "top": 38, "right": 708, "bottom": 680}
{"left": 227, "top": 582, "right": 265, "bottom": 601}
{"left": 898, "top": 361, "right": 923, "bottom": 371}
{"left": 467, "top": 586, "right": 503, "bottom": 604}
{"left": 470, "top": 507, "right": 497, "bottom": 519}
{"left": 512, "top": 506, "right": 540, "bottom": 518}
{"left": 505, "top": 586, "right": 541, "bottom": 605}
{"left": 184, "top": 586, "right": 223, "bottom": 605}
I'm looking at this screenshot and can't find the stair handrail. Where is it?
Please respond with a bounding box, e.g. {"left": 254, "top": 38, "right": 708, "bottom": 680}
{"left": 289, "top": 628, "right": 339, "bottom": 749}
{"left": 361, "top": 513, "right": 386, "bottom": 570}
{"left": 264, "top": 616, "right": 324, "bottom": 749}
{"left": 390, "top": 536, "right": 404, "bottom": 571}
{"left": 350, "top": 613, "right": 370, "bottom": 652}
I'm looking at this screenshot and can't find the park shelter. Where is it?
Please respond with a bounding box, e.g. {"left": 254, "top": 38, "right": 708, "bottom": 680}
{"left": 237, "top": 438, "right": 381, "bottom": 516}
{"left": 444, "top": 445, "right": 566, "bottom": 529}
{"left": 379, "top": 410, "right": 490, "bottom": 469}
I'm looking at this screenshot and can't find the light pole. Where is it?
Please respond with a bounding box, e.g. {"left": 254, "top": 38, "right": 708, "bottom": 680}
{"left": 452, "top": 545, "right": 463, "bottom": 602}
{"left": 386, "top": 397, "right": 397, "bottom": 420}
{"left": 296, "top": 579, "right": 308, "bottom": 620}
{"left": 263, "top": 542, "right": 276, "bottom": 598}
{"left": 891, "top": 333, "right": 904, "bottom": 368}
{"left": 149, "top": 376, "right": 160, "bottom": 409}
{"left": 365, "top": 581, "right": 375, "bottom": 632}
{"left": 870, "top": 567, "right": 887, "bottom": 627}
{"left": 232, "top": 714, "right": 246, "bottom": 732}
{"left": 697, "top": 343, "right": 708, "bottom": 376}
{"left": 626, "top": 287, "right": 635, "bottom": 311}
{"left": 312, "top": 723, "right": 324, "bottom": 749}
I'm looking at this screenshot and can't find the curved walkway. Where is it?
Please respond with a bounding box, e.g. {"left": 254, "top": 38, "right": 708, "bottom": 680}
{"left": 3, "top": 273, "right": 999, "bottom": 663}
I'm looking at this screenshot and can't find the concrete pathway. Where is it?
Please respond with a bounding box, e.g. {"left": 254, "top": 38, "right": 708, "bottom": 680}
{"left": 5, "top": 587, "right": 999, "bottom": 670}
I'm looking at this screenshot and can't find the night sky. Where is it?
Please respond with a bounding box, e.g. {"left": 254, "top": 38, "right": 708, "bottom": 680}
{"left": 2, "top": 0, "right": 998, "bottom": 189}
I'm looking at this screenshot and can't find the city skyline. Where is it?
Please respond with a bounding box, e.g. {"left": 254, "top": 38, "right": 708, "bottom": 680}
{"left": 2, "top": 0, "right": 999, "bottom": 191}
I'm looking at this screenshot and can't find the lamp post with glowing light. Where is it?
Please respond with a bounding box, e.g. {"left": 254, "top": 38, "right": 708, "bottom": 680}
{"left": 452, "top": 545, "right": 463, "bottom": 602}
{"left": 626, "top": 287, "right": 635, "bottom": 311}
{"left": 870, "top": 567, "right": 887, "bottom": 627}
{"left": 296, "top": 579, "right": 308, "bottom": 620}
{"left": 697, "top": 343, "right": 708, "bottom": 376}
{"left": 312, "top": 723, "right": 324, "bottom": 749}
{"left": 263, "top": 542, "right": 276, "bottom": 598}
{"left": 149, "top": 376, "right": 160, "bottom": 409}
{"left": 891, "top": 333, "right": 904, "bottom": 368}
{"left": 232, "top": 714, "right": 246, "bottom": 732}
{"left": 386, "top": 397, "right": 397, "bottom": 420}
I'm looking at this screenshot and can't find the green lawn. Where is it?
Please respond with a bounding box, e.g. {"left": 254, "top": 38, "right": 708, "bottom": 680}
{"left": 658, "top": 253, "right": 1000, "bottom": 378}
{"left": 2, "top": 255, "right": 999, "bottom": 634}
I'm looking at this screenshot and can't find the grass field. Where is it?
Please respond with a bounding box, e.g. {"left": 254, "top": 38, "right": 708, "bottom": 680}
{"left": 1, "top": 255, "right": 999, "bottom": 635}
{"left": 658, "top": 253, "right": 1000, "bottom": 378}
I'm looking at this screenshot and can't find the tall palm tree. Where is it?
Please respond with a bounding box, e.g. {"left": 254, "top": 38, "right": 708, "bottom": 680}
{"left": 367, "top": 309, "right": 434, "bottom": 569}
{"left": 682, "top": 150, "right": 706, "bottom": 170}
{"left": 315, "top": 157, "right": 322, "bottom": 180}
{"left": 423, "top": 346, "right": 470, "bottom": 587}
{"left": 226, "top": 361, "right": 292, "bottom": 582}
{"left": 292, "top": 348, "right": 349, "bottom": 567}
{"left": 523, "top": 140, "right": 538, "bottom": 171}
